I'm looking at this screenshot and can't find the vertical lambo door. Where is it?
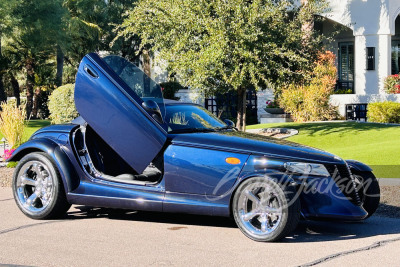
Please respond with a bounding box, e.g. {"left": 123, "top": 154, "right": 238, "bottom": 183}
{"left": 73, "top": 53, "right": 168, "bottom": 210}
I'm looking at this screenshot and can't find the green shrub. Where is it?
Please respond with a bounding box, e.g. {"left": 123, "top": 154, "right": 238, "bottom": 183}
{"left": 6, "top": 161, "right": 18, "bottom": 168}
{"left": 48, "top": 84, "right": 79, "bottom": 124}
{"left": 368, "top": 102, "right": 400, "bottom": 123}
{"left": 279, "top": 51, "right": 339, "bottom": 122}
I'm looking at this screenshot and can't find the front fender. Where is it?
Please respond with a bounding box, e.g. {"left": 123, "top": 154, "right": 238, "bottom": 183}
{"left": 346, "top": 160, "right": 373, "bottom": 172}
{"left": 7, "top": 138, "right": 79, "bottom": 193}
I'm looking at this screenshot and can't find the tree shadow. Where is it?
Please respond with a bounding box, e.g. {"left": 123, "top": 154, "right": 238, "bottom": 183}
{"left": 25, "top": 120, "right": 50, "bottom": 128}
{"left": 281, "top": 122, "right": 399, "bottom": 137}
{"left": 64, "top": 205, "right": 400, "bottom": 243}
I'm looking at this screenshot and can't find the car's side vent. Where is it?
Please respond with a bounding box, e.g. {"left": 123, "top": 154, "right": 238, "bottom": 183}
{"left": 325, "top": 164, "right": 362, "bottom": 206}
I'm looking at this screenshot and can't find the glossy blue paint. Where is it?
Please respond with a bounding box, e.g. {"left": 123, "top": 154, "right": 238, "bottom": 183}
{"left": 11, "top": 122, "right": 370, "bottom": 221}
{"left": 163, "top": 144, "right": 249, "bottom": 195}
{"left": 170, "top": 131, "right": 343, "bottom": 164}
{"left": 299, "top": 177, "right": 368, "bottom": 220}
{"left": 346, "top": 160, "right": 373, "bottom": 172}
{"left": 233, "top": 155, "right": 367, "bottom": 220}
{"left": 8, "top": 137, "right": 80, "bottom": 193}
{"left": 68, "top": 181, "right": 164, "bottom": 212}
{"left": 75, "top": 53, "right": 167, "bottom": 174}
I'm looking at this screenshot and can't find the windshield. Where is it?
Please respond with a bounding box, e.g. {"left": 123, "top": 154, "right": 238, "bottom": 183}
{"left": 102, "top": 55, "right": 166, "bottom": 120}
{"left": 165, "top": 104, "right": 228, "bottom": 133}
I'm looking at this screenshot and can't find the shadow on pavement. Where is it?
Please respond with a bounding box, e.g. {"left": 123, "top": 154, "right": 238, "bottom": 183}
{"left": 64, "top": 205, "right": 400, "bottom": 243}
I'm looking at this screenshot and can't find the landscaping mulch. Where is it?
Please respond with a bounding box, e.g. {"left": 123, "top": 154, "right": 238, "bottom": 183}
{"left": 0, "top": 167, "right": 398, "bottom": 218}
{"left": 376, "top": 185, "right": 400, "bottom": 218}
{"left": 0, "top": 166, "right": 14, "bottom": 187}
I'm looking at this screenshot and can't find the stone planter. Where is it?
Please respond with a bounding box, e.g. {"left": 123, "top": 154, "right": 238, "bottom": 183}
{"left": 264, "top": 108, "right": 285, "bottom": 114}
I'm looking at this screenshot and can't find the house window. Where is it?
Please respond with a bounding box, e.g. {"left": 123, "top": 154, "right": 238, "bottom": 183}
{"left": 336, "top": 42, "right": 355, "bottom": 94}
{"left": 392, "top": 41, "right": 400, "bottom": 74}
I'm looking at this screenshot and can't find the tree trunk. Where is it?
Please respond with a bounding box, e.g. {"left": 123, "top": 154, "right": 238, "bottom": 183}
{"left": 236, "top": 86, "right": 247, "bottom": 131}
{"left": 0, "top": 35, "right": 7, "bottom": 104}
{"left": 143, "top": 50, "right": 151, "bottom": 96}
{"left": 10, "top": 74, "right": 20, "bottom": 106}
{"left": 25, "top": 57, "right": 35, "bottom": 119}
{"left": 0, "top": 73, "right": 5, "bottom": 104}
{"left": 55, "top": 45, "right": 64, "bottom": 87}
{"left": 301, "top": 0, "right": 314, "bottom": 42}
{"left": 31, "top": 86, "right": 41, "bottom": 118}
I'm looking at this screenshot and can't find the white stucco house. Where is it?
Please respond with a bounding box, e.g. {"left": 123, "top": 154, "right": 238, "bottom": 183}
{"left": 322, "top": 0, "right": 400, "bottom": 120}
{"left": 152, "top": 0, "right": 400, "bottom": 123}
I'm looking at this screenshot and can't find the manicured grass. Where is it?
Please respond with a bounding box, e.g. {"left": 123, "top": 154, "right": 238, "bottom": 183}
{"left": 0, "top": 120, "right": 51, "bottom": 144}
{"left": 248, "top": 122, "right": 400, "bottom": 178}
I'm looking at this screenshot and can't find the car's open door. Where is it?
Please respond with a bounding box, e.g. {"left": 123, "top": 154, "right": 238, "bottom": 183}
{"left": 75, "top": 53, "right": 167, "bottom": 174}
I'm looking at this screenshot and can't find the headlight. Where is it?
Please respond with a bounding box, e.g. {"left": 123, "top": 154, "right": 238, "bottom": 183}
{"left": 284, "top": 162, "right": 330, "bottom": 177}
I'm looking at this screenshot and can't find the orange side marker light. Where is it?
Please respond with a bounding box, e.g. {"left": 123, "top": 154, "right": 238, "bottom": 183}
{"left": 226, "top": 157, "right": 241, "bottom": 165}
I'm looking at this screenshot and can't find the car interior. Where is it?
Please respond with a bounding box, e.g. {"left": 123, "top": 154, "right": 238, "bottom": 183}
{"left": 73, "top": 124, "right": 163, "bottom": 185}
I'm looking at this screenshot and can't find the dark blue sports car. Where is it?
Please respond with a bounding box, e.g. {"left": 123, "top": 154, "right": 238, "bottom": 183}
{"left": 8, "top": 53, "right": 380, "bottom": 242}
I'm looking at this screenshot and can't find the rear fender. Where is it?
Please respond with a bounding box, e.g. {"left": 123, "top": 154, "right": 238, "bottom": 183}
{"left": 7, "top": 138, "right": 79, "bottom": 193}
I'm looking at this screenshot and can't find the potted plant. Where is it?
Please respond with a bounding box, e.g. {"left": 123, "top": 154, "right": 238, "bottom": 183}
{"left": 264, "top": 100, "right": 284, "bottom": 114}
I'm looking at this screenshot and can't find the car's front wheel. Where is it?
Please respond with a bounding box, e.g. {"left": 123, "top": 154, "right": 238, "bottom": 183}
{"left": 12, "top": 152, "right": 71, "bottom": 219}
{"left": 232, "top": 177, "right": 300, "bottom": 242}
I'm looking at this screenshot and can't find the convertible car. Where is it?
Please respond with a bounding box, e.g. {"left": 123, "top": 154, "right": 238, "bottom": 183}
{"left": 8, "top": 53, "right": 380, "bottom": 242}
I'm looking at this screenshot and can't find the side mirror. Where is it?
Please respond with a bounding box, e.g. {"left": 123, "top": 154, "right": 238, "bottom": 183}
{"left": 223, "top": 119, "right": 235, "bottom": 128}
{"left": 142, "top": 100, "right": 163, "bottom": 124}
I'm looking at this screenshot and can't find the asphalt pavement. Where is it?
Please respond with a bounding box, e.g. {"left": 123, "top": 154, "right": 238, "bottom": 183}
{"left": 0, "top": 187, "right": 399, "bottom": 267}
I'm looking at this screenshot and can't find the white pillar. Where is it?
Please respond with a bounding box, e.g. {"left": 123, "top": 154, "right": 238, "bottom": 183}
{"left": 354, "top": 34, "right": 367, "bottom": 95}
{"left": 378, "top": 34, "right": 392, "bottom": 94}
{"left": 354, "top": 34, "right": 391, "bottom": 95}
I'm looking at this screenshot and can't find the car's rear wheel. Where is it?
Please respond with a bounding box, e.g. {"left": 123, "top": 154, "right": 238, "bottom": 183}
{"left": 12, "top": 152, "right": 71, "bottom": 219}
{"left": 232, "top": 177, "right": 300, "bottom": 242}
{"left": 353, "top": 171, "right": 380, "bottom": 218}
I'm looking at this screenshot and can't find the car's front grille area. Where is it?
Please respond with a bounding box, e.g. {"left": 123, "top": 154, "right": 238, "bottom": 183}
{"left": 325, "top": 164, "right": 362, "bottom": 206}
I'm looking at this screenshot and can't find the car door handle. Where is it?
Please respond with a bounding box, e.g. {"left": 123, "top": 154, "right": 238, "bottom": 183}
{"left": 84, "top": 64, "right": 99, "bottom": 79}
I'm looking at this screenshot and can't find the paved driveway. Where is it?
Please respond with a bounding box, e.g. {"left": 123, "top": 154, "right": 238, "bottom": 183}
{"left": 0, "top": 187, "right": 399, "bottom": 267}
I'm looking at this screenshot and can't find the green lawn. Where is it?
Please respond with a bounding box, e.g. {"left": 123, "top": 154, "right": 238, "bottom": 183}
{"left": 0, "top": 120, "right": 51, "bottom": 143}
{"left": 248, "top": 122, "right": 400, "bottom": 178}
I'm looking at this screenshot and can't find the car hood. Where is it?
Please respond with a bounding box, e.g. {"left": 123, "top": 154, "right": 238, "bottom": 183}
{"left": 169, "top": 131, "right": 343, "bottom": 164}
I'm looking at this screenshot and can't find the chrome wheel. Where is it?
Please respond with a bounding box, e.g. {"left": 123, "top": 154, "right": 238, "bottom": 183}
{"left": 237, "top": 181, "right": 283, "bottom": 237}
{"left": 233, "top": 177, "right": 300, "bottom": 242}
{"left": 15, "top": 160, "right": 54, "bottom": 214}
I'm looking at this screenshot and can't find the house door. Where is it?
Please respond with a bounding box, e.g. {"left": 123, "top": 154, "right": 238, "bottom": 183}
{"left": 337, "top": 42, "right": 355, "bottom": 93}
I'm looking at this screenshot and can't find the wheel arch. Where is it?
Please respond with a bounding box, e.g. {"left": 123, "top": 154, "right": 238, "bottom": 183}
{"left": 8, "top": 138, "right": 80, "bottom": 193}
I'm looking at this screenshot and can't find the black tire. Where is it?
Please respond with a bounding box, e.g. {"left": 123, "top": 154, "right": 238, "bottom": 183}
{"left": 353, "top": 171, "right": 380, "bottom": 218}
{"left": 232, "top": 177, "right": 300, "bottom": 242}
{"left": 12, "top": 152, "right": 71, "bottom": 219}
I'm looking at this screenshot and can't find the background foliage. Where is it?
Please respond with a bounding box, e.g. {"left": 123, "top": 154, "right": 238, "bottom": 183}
{"left": 383, "top": 74, "right": 400, "bottom": 94}
{"left": 279, "top": 51, "right": 338, "bottom": 122}
{"left": 48, "top": 84, "right": 78, "bottom": 124}
{"left": 0, "top": 101, "right": 26, "bottom": 148}
{"left": 119, "top": 0, "right": 329, "bottom": 130}
{"left": 0, "top": 0, "right": 139, "bottom": 119}
{"left": 368, "top": 102, "right": 400, "bottom": 124}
